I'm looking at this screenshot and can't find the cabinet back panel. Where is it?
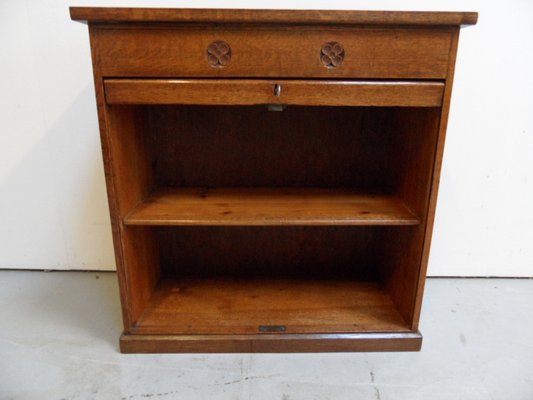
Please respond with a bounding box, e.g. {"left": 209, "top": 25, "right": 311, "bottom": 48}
{"left": 158, "top": 226, "right": 382, "bottom": 280}
{"left": 148, "top": 105, "right": 393, "bottom": 189}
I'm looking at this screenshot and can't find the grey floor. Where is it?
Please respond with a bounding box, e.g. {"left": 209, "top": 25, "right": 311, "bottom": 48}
{"left": 0, "top": 271, "right": 532, "bottom": 400}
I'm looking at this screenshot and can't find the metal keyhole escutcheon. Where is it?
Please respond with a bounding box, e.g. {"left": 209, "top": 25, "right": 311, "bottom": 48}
{"left": 274, "top": 84, "right": 282, "bottom": 97}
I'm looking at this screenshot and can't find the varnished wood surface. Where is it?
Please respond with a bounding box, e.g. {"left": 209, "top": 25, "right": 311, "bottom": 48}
{"left": 147, "top": 106, "right": 405, "bottom": 189}
{"left": 120, "top": 331, "right": 423, "bottom": 353}
{"left": 378, "top": 108, "right": 441, "bottom": 326}
{"left": 93, "top": 27, "right": 453, "bottom": 79}
{"left": 104, "top": 105, "right": 159, "bottom": 324}
{"left": 74, "top": 6, "right": 476, "bottom": 352}
{"left": 70, "top": 7, "right": 477, "bottom": 26}
{"left": 87, "top": 25, "right": 136, "bottom": 330}
{"left": 123, "top": 188, "right": 420, "bottom": 226}
{"left": 133, "top": 278, "right": 409, "bottom": 335}
{"left": 157, "top": 226, "right": 381, "bottom": 279}
{"left": 105, "top": 79, "right": 444, "bottom": 107}
{"left": 412, "top": 29, "right": 462, "bottom": 329}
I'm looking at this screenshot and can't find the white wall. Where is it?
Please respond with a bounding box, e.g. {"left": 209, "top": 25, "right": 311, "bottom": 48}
{"left": 1, "top": 0, "right": 532, "bottom": 276}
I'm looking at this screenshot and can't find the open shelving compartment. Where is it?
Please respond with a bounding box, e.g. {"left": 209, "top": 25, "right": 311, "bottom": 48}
{"left": 105, "top": 79, "right": 442, "bottom": 352}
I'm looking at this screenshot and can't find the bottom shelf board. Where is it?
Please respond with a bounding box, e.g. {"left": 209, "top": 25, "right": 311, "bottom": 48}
{"left": 133, "top": 278, "right": 410, "bottom": 335}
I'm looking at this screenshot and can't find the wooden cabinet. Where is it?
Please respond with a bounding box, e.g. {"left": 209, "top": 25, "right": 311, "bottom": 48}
{"left": 71, "top": 7, "right": 477, "bottom": 353}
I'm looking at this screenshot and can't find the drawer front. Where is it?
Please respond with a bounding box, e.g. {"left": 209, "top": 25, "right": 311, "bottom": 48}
{"left": 104, "top": 79, "right": 444, "bottom": 107}
{"left": 93, "top": 26, "right": 453, "bottom": 79}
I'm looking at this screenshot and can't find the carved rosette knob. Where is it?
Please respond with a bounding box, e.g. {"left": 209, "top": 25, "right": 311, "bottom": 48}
{"left": 207, "top": 41, "right": 231, "bottom": 67}
{"left": 321, "top": 42, "right": 345, "bottom": 68}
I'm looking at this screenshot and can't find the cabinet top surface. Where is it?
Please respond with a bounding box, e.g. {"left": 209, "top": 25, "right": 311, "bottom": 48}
{"left": 69, "top": 7, "right": 477, "bottom": 26}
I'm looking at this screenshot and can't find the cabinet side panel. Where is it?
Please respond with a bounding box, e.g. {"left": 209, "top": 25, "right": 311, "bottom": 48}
{"left": 105, "top": 105, "right": 159, "bottom": 324}
{"left": 121, "top": 226, "right": 159, "bottom": 325}
{"left": 90, "top": 26, "right": 159, "bottom": 327}
{"left": 378, "top": 107, "right": 441, "bottom": 325}
{"left": 105, "top": 105, "right": 152, "bottom": 213}
{"left": 380, "top": 29, "right": 460, "bottom": 328}
{"left": 88, "top": 25, "right": 132, "bottom": 329}
{"left": 412, "top": 28, "right": 461, "bottom": 328}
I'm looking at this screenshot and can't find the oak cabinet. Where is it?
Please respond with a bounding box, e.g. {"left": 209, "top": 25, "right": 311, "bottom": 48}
{"left": 71, "top": 7, "right": 477, "bottom": 353}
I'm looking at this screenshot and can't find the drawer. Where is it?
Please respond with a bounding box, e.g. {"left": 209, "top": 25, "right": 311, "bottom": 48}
{"left": 104, "top": 79, "right": 444, "bottom": 107}
{"left": 92, "top": 26, "right": 453, "bottom": 79}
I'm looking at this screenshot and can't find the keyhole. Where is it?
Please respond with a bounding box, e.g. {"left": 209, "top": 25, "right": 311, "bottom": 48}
{"left": 274, "top": 84, "right": 281, "bottom": 97}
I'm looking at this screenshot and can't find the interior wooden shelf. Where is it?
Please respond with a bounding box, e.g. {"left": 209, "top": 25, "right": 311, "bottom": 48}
{"left": 124, "top": 188, "right": 419, "bottom": 226}
{"left": 133, "top": 278, "right": 410, "bottom": 335}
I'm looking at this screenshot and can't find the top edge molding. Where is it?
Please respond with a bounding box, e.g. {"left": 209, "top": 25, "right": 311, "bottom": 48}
{"left": 70, "top": 7, "right": 478, "bottom": 27}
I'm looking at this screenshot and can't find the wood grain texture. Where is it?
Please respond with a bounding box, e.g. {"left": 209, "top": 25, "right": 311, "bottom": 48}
{"left": 87, "top": 25, "right": 134, "bottom": 330}
{"left": 123, "top": 188, "right": 420, "bottom": 226}
{"left": 70, "top": 7, "right": 477, "bottom": 26}
{"left": 93, "top": 27, "right": 453, "bottom": 79}
{"left": 105, "top": 79, "right": 444, "bottom": 107}
{"left": 105, "top": 106, "right": 151, "bottom": 217}
{"left": 157, "top": 226, "right": 381, "bottom": 279}
{"left": 147, "top": 105, "right": 397, "bottom": 189}
{"left": 133, "top": 278, "right": 409, "bottom": 335}
{"left": 74, "top": 7, "right": 475, "bottom": 352}
{"left": 120, "top": 226, "right": 159, "bottom": 325}
{"left": 378, "top": 108, "right": 441, "bottom": 325}
{"left": 411, "top": 28, "right": 462, "bottom": 330}
{"left": 120, "top": 331, "right": 422, "bottom": 353}
{"left": 91, "top": 28, "right": 159, "bottom": 328}
{"left": 321, "top": 42, "right": 345, "bottom": 68}
{"left": 104, "top": 104, "right": 159, "bottom": 324}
